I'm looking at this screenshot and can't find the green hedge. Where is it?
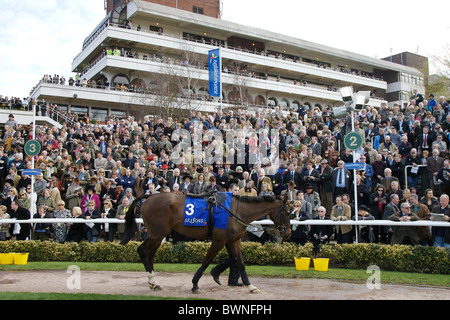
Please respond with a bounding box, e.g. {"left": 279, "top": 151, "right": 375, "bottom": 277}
{"left": 0, "top": 241, "right": 448, "bottom": 274}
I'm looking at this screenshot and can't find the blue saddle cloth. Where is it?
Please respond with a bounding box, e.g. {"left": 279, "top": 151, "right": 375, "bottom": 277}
{"left": 183, "top": 192, "right": 232, "bottom": 230}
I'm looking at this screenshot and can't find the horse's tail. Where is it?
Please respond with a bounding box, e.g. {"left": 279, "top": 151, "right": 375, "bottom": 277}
{"left": 120, "top": 194, "right": 149, "bottom": 245}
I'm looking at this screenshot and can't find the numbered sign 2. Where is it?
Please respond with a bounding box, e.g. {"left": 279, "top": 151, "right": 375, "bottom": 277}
{"left": 344, "top": 132, "right": 363, "bottom": 151}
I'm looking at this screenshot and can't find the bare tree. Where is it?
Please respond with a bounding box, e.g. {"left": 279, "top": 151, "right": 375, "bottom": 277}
{"left": 428, "top": 44, "right": 450, "bottom": 97}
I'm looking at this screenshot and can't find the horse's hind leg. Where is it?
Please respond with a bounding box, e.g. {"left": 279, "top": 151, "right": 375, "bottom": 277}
{"left": 192, "top": 240, "right": 226, "bottom": 294}
{"left": 138, "top": 237, "right": 164, "bottom": 290}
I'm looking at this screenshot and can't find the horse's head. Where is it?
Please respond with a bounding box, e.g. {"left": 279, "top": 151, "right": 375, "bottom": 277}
{"left": 269, "top": 196, "right": 291, "bottom": 241}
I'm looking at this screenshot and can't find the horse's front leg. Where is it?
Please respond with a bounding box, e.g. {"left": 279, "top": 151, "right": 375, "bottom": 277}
{"left": 192, "top": 239, "right": 226, "bottom": 293}
{"left": 228, "top": 240, "right": 260, "bottom": 293}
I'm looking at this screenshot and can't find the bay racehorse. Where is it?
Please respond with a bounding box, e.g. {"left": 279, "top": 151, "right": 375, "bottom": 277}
{"left": 120, "top": 192, "right": 291, "bottom": 293}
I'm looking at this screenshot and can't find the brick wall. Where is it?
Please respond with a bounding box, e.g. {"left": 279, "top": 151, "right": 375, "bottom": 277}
{"left": 106, "top": 0, "right": 221, "bottom": 18}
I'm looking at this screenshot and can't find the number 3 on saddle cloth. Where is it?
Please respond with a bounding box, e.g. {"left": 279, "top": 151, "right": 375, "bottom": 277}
{"left": 183, "top": 192, "right": 232, "bottom": 230}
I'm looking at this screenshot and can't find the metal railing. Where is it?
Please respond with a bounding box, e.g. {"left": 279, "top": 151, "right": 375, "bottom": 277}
{"left": 404, "top": 164, "right": 427, "bottom": 190}
{"left": 35, "top": 104, "right": 76, "bottom": 127}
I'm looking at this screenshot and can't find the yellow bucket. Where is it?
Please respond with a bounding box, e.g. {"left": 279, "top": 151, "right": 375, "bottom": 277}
{"left": 294, "top": 257, "right": 311, "bottom": 271}
{"left": 0, "top": 253, "right": 15, "bottom": 265}
{"left": 13, "top": 253, "right": 29, "bottom": 265}
{"left": 313, "top": 258, "right": 329, "bottom": 272}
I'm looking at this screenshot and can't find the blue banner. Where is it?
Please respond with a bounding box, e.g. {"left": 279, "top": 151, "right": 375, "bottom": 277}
{"left": 208, "top": 49, "right": 221, "bottom": 97}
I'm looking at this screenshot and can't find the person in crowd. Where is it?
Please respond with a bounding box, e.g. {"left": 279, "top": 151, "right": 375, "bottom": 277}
{"left": 420, "top": 188, "right": 439, "bottom": 212}
{"left": 408, "top": 194, "right": 432, "bottom": 246}
{"left": 382, "top": 194, "right": 400, "bottom": 245}
{"left": 310, "top": 206, "right": 333, "bottom": 253}
{"left": 290, "top": 200, "right": 310, "bottom": 245}
{"left": 36, "top": 188, "right": 55, "bottom": 216}
{"left": 100, "top": 199, "right": 117, "bottom": 241}
{"left": 303, "top": 184, "right": 321, "bottom": 218}
{"left": 330, "top": 195, "right": 352, "bottom": 244}
{"left": 380, "top": 168, "right": 399, "bottom": 194}
{"left": 388, "top": 202, "right": 420, "bottom": 245}
{"left": 331, "top": 161, "right": 350, "bottom": 201}
{"left": 33, "top": 205, "right": 52, "bottom": 241}
{"left": 280, "top": 181, "right": 298, "bottom": 203}
{"left": 427, "top": 149, "right": 444, "bottom": 196}
{"left": 116, "top": 196, "right": 130, "bottom": 241}
{"left": 81, "top": 184, "right": 101, "bottom": 213}
{"left": 193, "top": 173, "right": 207, "bottom": 194}
{"left": 353, "top": 205, "right": 375, "bottom": 243}
{"left": 318, "top": 159, "right": 333, "bottom": 213}
{"left": 430, "top": 194, "right": 450, "bottom": 249}
{"left": 66, "top": 178, "right": 84, "bottom": 211}
{"left": 81, "top": 200, "right": 101, "bottom": 243}
{"left": 66, "top": 206, "right": 84, "bottom": 243}
{"left": 0, "top": 205, "right": 11, "bottom": 240}
{"left": 52, "top": 200, "right": 72, "bottom": 243}
{"left": 404, "top": 148, "right": 422, "bottom": 192}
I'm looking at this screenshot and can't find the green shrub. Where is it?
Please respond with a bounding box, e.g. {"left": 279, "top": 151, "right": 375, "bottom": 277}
{"left": 0, "top": 240, "right": 448, "bottom": 274}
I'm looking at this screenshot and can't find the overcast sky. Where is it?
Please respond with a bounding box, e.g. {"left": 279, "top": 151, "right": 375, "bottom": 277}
{"left": 1, "top": 0, "right": 448, "bottom": 99}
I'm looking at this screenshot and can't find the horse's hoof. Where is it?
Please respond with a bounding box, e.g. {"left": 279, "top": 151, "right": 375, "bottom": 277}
{"left": 192, "top": 287, "right": 200, "bottom": 294}
{"left": 148, "top": 282, "right": 162, "bottom": 291}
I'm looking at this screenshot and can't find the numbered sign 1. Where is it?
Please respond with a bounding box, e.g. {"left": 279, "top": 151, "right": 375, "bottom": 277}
{"left": 344, "top": 132, "right": 363, "bottom": 151}
{"left": 24, "top": 139, "right": 42, "bottom": 157}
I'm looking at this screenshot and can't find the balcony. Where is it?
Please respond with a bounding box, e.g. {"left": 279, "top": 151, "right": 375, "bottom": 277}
{"left": 72, "top": 25, "right": 388, "bottom": 93}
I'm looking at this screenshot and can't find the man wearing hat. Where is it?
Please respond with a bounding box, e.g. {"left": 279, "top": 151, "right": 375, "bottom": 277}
{"left": 302, "top": 161, "right": 320, "bottom": 193}
{"left": 281, "top": 181, "right": 299, "bottom": 203}
{"left": 206, "top": 175, "right": 220, "bottom": 192}
{"left": 428, "top": 94, "right": 437, "bottom": 111}
{"left": 303, "top": 183, "right": 321, "bottom": 218}
{"left": 319, "top": 159, "right": 333, "bottom": 213}
{"left": 5, "top": 114, "right": 17, "bottom": 130}
{"left": 159, "top": 163, "right": 172, "bottom": 181}
{"left": 180, "top": 174, "right": 194, "bottom": 193}
{"left": 66, "top": 178, "right": 84, "bottom": 211}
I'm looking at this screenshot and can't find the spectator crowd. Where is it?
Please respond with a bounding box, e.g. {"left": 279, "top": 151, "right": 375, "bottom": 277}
{"left": 0, "top": 90, "right": 449, "bottom": 250}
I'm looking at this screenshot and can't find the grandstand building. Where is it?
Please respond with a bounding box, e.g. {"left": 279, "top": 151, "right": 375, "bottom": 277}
{"left": 29, "top": 0, "right": 426, "bottom": 122}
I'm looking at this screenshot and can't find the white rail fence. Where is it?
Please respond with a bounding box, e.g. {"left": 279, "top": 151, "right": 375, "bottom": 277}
{"left": 2, "top": 218, "right": 449, "bottom": 228}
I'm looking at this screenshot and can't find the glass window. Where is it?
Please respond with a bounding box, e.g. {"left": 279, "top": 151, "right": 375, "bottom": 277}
{"left": 71, "top": 106, "right": 89, "bottom": 115}
{"left": 110, "top": 109, "right": 126, "bottom": 118}
{"left": 91, "top": 108, "right": 108, "bottom": 122}
{"left": 56, "top": 104, "right": 68, "bottom": 113}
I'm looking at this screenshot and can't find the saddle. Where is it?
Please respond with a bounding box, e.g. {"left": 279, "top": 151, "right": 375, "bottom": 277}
{"left": 187, "top": 190, "right": 228, "bottom": 238}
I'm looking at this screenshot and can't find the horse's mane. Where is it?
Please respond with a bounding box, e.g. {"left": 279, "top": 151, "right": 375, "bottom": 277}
{"left": 233, "top": 194, "right": 278, "bottom": 203}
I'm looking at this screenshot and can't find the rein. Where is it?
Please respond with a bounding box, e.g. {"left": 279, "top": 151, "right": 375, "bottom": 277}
{"left": 218, "top": 197, "right": 286, "bottom": 232}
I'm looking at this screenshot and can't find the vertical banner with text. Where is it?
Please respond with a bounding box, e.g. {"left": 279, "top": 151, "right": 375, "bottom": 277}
{"left": 208, "top": 48, "right": 222, "bottom": 98}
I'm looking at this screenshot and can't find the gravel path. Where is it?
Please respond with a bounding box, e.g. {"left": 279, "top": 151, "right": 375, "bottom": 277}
{"left": 1, "top": 270, "right": 449, "bottom": 300}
